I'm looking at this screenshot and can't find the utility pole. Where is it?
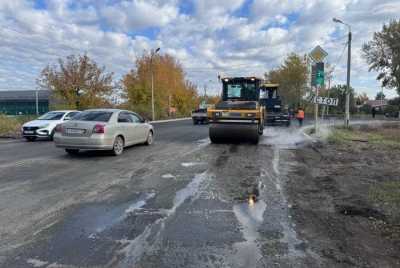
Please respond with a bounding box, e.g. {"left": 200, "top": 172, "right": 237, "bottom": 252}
{"left": 151, "top": 47, "right": 160, "bottom": 121}
{"left": 345, "top": 30, "right": 352, "bottom": 127}
{"left": 35, "top": 88, "right": 39, "bottom": 115}
{"left": 333, "top": 18, "right": 351, "bottom": 127}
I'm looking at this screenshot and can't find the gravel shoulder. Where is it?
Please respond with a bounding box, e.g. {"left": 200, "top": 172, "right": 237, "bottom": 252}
{"left": 286, "top": 123, "right": 400, "bottom": 267}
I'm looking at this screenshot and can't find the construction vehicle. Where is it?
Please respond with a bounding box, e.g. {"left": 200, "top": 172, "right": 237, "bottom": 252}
{"left": 207, "top": 77, "right": 265, "bottom": 144}
{"left": 259, "top": 83, "right": 291, "bottom": 126}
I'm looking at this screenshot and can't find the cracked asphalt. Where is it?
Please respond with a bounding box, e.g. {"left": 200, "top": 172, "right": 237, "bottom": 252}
{"left": 0, "top": 119, "right": 319, "bottom": 268}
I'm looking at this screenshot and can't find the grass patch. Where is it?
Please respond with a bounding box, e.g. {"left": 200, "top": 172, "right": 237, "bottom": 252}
{"left": 0, "top": 114, "right": 36, "bottom": 138}
{"left": 370, "top": 181, "right": 400, "bottom": 206}
{"left": 328, "top": 126, "right": 400, "bottom": 148}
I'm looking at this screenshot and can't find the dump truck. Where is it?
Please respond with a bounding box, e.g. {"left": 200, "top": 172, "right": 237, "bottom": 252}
{"left": 191, "top": 108, "right": 208, "bottom": 124}
{"left": 259, "top": 83, "right": 290, "bottom": 126}
{"left": 207, "top": 77, "right": 265, "bottom": 144}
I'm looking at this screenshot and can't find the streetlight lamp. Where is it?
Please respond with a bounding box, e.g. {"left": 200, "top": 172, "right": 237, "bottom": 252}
{"left": 151, "top": 47, "right": 160, "bottom": 121}
{"left": 75, "top": 87, "right": 84, "bottom": 109}
{"left": 333, "top": 17, "right": 352, "bottom": 127}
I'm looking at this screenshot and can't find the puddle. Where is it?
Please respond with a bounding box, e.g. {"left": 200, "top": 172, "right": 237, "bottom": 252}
{"left": 232, "top": 200, "right": 267, "bottom": 267}
{"left": 26, "top": 258, "right": 48, "bottom": 267}
{"left": 120, "top": 171, "right": 210, "bottom": 266}
{"left": 15, "top": 192, "right": 158, "bottom": 267}
{"left": 161, "top": 173, "right": 175, "bottom": 179}
{"left": 196, "top": 138, "right": 210, "bottom": 147}
{"left": 181, "top": 162, "right": 204, "bottom": 167}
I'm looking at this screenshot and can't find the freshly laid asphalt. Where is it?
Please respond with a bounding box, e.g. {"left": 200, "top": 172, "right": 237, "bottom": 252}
{"left": 0, "top": 119, "right": 319, "bottom": 267}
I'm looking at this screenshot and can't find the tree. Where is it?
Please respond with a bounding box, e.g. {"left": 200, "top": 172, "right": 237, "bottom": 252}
{"left": 356, "top": 92, "right": 369, "bottom": 105}
{"left": 323, "top": 84, "right": 356, "bottom": 114}
{"left": 362, "top": 20, "right": 400, "bottom": 95}
{"left": 375, "top": 91, "right": 386, "bottom": 100}
{"left": 37, "top": 54, "right": 114, "bottom": 109}
{"left": 122, "top": 52, "right": 198, "bottom": 119}
{"left": 265, "top": 53, "right": 308, "bottom": 107}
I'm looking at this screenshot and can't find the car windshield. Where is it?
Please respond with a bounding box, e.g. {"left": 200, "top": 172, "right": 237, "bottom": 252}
{"left": 73, "top": 111, "right": 113, "bottom": 122}
{"left": 37, "top": 112, "right": 65, "bottom": 120}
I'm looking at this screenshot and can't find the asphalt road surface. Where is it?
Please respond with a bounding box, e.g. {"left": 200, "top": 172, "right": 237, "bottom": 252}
{"left": 0, "top": 119, "right": 318, "bottom": 267}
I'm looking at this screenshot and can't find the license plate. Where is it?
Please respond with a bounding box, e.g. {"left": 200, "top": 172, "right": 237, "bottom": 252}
{"left": 24, "top": 131, "right": 34, "bottom": 134}
{"left": 66, "top": 128, "right": 85, "bottom": 134}
{"left": 222, "top": 112, "right": 229, "bottom": 117}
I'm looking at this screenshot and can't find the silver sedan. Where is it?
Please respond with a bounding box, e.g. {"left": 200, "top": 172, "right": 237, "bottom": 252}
{"left": 54, "top": 109, "right": 154, "bottom": 156}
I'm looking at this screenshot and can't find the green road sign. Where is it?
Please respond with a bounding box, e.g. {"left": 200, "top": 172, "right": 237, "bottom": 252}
{"left": 316, "top": 70, "right": 324, "bottom": 86}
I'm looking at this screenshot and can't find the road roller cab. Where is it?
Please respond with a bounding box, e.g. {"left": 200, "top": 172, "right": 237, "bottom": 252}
{"left": 207, "top": 77, "right": 265, "bottom": 144}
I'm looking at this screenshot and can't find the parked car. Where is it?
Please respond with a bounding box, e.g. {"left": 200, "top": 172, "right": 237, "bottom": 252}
{"left": 191, "top": 108, "right": 208, "bottom": 124}
{"left": 53, "top": 109, "right": 154, "bottom": 156}
{"left": 22, "top": 110, "right": 80, "bottom": 141}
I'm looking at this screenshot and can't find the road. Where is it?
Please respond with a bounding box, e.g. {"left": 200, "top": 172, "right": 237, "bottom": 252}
{"left": 0, "top": 119, "right": 318, "bottom": 267}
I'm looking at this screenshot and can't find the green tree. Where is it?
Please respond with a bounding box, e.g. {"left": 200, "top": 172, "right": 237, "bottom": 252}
{"left": 265, "top": 53, "right": 308, "bottom": 107}
{"left": 356, "top": 92, "right": 369, "bottom": 105}
{"left": 362, "top": 20, "right": 400, "bottom": 95}
{"left": 37, "top": 54, "right": 114, "bottom": 109}
{"left": 375, "top": 91, "right": 386, "bottom": 100}
{"left": 323, "top": 84, "right": 356, "bottom": 114}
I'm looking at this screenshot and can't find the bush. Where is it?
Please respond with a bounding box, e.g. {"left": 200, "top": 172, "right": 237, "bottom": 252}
{"left": 0, "top": 114, "right": 21, "bottom": 137}
{"left": 0, "top": 114, "right": 35, "bottom": 138}
{"left": 384, "top": 105, "right": 400, "bottom": 118}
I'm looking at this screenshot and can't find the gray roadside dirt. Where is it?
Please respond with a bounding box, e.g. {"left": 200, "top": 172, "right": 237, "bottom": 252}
{"left": 286, "top": 123, "right": 400, "bottom": 267}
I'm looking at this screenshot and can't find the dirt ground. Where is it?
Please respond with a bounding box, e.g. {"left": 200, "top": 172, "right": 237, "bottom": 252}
{"left": 286, "top": 123, "right": 400, "bottom": 267}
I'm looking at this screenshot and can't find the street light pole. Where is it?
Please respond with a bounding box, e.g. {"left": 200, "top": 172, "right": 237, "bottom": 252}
{"left": 333, "top": 18, "right": 351, "bottom": 127}
{"left": 35, "top": 88, "right": 39, "bottom": 115}
{"left": 150, "top": 47, "right": 160, "bottom": 121}
{"left": 345, "top": 30, "right": 352, "bottom": 127}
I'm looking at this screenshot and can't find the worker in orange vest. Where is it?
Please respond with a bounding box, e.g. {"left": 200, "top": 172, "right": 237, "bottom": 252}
{"left": 296, "top": 107, "right": 305, "bottom": 127}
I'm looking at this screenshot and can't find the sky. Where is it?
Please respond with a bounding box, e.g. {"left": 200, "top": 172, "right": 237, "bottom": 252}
{"left": 0, "top": 0, "right": 399, "bottom": 99}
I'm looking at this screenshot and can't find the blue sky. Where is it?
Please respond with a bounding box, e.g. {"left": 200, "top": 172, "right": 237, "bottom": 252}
{"left": 1, "top": 0, "right": 399, "bottom": 99}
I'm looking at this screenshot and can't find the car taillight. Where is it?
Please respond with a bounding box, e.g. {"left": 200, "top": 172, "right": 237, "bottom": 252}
{"left": 55, "top": 124, "right": 63, "bottom": 133}
{"left": 93, "top": 124, "right": 105, "bottom": 134}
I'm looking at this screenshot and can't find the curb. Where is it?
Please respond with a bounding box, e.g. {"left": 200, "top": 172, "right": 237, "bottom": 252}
{"left": 150, "top": 117, "right": 191, "bottom": 124}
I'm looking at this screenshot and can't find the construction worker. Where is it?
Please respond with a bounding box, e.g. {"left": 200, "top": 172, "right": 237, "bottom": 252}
{"left": 296, "top": 107, "right": 305, "bottom": 127}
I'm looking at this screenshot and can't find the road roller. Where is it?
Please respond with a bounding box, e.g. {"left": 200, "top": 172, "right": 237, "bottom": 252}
{"left": 207, "top": 77, "right": 265, "bottom": 144}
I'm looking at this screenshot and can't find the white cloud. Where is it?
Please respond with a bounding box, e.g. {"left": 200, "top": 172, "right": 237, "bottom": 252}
{"left": 100, "top": 0, "right": 178, "bottom": 31}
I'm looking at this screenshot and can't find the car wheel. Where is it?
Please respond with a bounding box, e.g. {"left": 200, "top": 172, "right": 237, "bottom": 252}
{"left": 112, "top": 136, "right": 124, "bottom": 156}
{"left": 145, "top": 130, "right": 153, "bottom": 145}
{"left": 65, "top": 149, "right": 79, "bottom": 155}
{"left": 25, "top": 137, "right": 36, "bottom": 142}
{"left": 193, "top": 120, "right": 198, "bottom": 125}
{"left": 49, "top": 130, "right": 55, "bottom": 141}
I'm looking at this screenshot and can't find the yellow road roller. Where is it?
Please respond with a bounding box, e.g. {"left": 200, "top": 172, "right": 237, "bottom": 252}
{"left": 207, "top": 77, "right": 265, "bottom": 144}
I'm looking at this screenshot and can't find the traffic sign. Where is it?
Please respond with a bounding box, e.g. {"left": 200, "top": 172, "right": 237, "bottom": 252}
{"left": 310, "top": 45, "right": 328, "bottom": 63}
{"left": 308, "top": 95, "right": 339, "bottom": 106}
{"left": 312, "top": 62, "right": 325, "bottom": 86}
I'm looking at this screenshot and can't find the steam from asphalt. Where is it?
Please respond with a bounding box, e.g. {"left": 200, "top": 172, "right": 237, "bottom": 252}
{"left": 261, "top": 127, "right": 312, "bottom": 149}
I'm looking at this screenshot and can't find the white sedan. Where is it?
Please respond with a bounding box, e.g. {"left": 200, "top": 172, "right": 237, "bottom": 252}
{"left": 54, "top": 109, "right": 154, "bottom": 156}
{"left": 21, "top": 110, "right": 80, "bottom": 141}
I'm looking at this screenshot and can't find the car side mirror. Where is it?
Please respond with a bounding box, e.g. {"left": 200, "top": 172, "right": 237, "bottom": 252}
{"left": 64, "top": 116, "right": 71, "bottom": 121}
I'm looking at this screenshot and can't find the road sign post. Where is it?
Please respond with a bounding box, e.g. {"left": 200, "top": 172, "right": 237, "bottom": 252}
{"left": 309, "top": 46, "right": 328, "bottom": 135}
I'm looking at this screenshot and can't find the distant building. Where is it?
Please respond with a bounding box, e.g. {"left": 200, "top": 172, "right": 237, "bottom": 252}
{"left": 0, "top": 90, "right": 50, "bottom": 115}
{"left": 366, "top": 99, "right": 388, "bottom": 108}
